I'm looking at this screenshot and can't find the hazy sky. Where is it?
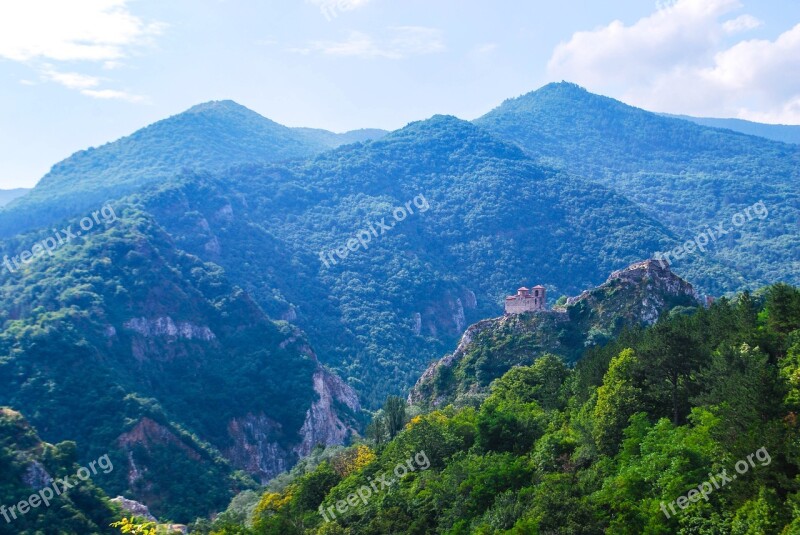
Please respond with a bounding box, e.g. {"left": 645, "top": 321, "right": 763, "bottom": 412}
{"left": 1, "top": 0, "right": 799, "bottom": 188}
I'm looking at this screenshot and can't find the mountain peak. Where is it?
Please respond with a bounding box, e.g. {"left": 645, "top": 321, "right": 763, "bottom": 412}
{"left": 184, "top": 99, "right": 260, "bottom": 116}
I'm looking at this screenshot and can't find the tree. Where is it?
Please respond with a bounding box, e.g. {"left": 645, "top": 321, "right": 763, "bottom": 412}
{"left": 639, "top": 314, "right": 707, "bottom": 425}
{"left": 593, "top": 348, "right": 642, "bottom": 454}
{"left": 383, "top": 396, "right": 407, "bottom": 439}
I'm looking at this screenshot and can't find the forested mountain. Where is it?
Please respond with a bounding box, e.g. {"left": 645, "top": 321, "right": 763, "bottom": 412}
{"left": 476, "top": 82, "right": 800, "bottom": 288}
{"left": 665, "top": 114, "right": 800, "bottom": 145}
{"left": 0, "top": 84, "right": 797, "bottom": 529}
{"left": 0, "top": 101, "right": 384, "bottom": 239}
{"left": 204, "top": 283, "right": 800, "bottom": 534}
{"left": 0, "top": 206, "right": 362, "bottom": 521}
{"left": 0, "top": 189, "right": 29, "bottom": 207}
{"left": 128, "top": 115, "right": 748, "bottom": 408}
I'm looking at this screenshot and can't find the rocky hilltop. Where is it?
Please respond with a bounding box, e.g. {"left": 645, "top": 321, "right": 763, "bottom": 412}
{"left": 409, "top": 259, "right": 698, "bottom": 408}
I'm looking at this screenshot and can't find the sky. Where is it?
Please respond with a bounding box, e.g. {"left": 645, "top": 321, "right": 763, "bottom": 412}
{"left": 1, "top": 0, "right": 799, "bottom": 189}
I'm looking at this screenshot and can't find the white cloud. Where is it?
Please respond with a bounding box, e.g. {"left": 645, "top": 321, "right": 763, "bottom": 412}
{"left": 296, "top": 26, "right": 444, "bottom": 59}
{"left": 80, "top": 88, "right": 145, "bottom": 102}
{"left": 723, "top": 14, "right": 763, "bottom": 33}
{"left": 42, "top": 69, "right": 101, "bottom": 90}
{"left": 0, "top": 0, "right": 164, "bottom": 62}
{"left": 548, "top": 0, "right": 800, "bottom": 124}
{"left": 0, "top": 0, "right": 163, "bottom": 102}
{"left": 307, "top": 0, "right": 371, "bottom": 20}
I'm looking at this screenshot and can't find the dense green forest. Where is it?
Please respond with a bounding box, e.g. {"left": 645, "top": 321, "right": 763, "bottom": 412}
{"left": 135, "top": 116, "right": 746, "bottom": 407}
{"left": 0, "top": 83, "right": 797, "bottom": 530}
{"left": 0, "top": 101, "right": 384, "bottom": 239}
{"left": 196, "top": 283, "right": 800, "bottom": 534}
{"left": 0, "top": 208, "right": 363, "bottom": 521}
{"left": 0, "top": 408, "right": 119, "bottom": 535}
{"left": 476, "top": 82, "right": 800, "bottom": 289}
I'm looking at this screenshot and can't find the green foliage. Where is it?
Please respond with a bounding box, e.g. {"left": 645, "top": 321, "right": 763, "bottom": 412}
{"left": 477, "top": 82, "right": 800, "bottom": 291}
{"left": 212, "top": 283, "right": 800, "bottom": 534}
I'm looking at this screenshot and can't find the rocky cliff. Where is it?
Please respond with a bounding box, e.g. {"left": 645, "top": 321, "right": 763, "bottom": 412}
{"left": 409, "top": 259, "right": 699, "bottom": 408}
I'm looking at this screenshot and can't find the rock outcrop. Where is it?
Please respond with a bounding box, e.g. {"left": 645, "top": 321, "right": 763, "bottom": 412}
{"left": 409, "top": 259, "right": 699, "bottom": 408}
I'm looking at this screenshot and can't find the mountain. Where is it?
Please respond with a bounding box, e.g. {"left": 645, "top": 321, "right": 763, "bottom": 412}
{"left": 0, "top": 189, "right": 29, "bottom": 207}
{"left": 664, "top": 114, "right": 800, "bottom": 145}
{"left": 0, "top": 408, "right": 119, "bottom": 535}
{"left": 476, "top": 82, "right": 800, "bottom": 288}
{"left": 0, "top": 101, "right": 380, "bottom": 239}
{"left": 293, "top": 127, "right": 388, "bottom": 147}
{"left": 409, "top": 259, "right": 699, "bottom": 408}
{"left": 0, "top": 208, "right": 362, "bottom": 522}
{"left": 128, "top": 115, "right": 747, "bottom": 408}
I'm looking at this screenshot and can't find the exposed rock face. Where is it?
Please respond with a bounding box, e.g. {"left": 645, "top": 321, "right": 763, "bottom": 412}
{"left": 294, "top": 368, "right": 361, "bottom": 458}
{"left": 223, "top": 325, "right": 361, "bottom": 482}
{"left": 410, "top": 259, "right": 699, "bottom": 408}
{"left": 413, "top": 313, "right": 422, "bottom": 335}
{"left": 22, "top": 461, "right": 53, "bottom": 489}
{"left": 225, "top": 414, "right": 290, "bottom": 483}
{"left": 566, "top": 259, "right": 698, "bottom": 325}
{"left": 118, "top": 418, "right": 204, "bottom": 488}
{"left": 452, "top": 298, "right": 466, "bottom": 333}
{"left": 110, "top": 496, "right": 157, "bottom": 522}
{"left": 123, "top": 317, "right": 216, "bottom": 341}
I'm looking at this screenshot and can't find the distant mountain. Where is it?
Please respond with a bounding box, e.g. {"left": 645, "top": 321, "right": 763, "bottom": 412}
{"left": 293, "top": 126, "right": 388, "bottom": 147}
{"left": 410, "top": 259, "right": 699, "bottom": 408}
{"left": 0, "top": 101, "right": 378, "bottom": 238}
{"left": 476, "top": 82, "right": 800, "bottom": 288}
{"left": 0, "top": 209, "right": 361, "bottom": 521}
{"left": 664, "top": 114, "right": 800, "bottom": 145}
{"left": 0, "top": 188, "right": 29, "bottom": 207}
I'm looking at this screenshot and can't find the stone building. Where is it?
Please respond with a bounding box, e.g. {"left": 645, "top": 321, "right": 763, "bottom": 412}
{"left": 504, "top": 285, "right": 546, "bottom": 314}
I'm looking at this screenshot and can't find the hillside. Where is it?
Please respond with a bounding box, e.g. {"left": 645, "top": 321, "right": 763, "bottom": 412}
{"left": 0, "top": 189, "right": 29, "bottom": 207}
{"left": 130, "top": 115, "right": 746, "bottom": 407}
{"left": 410, "top": 259, "right": 700, "bottom": 408}
{"left": 0, "top": 408, "right": 119, "bottom": 535}
{"left": 0, "top": 207, "right": 362, "bottom": 522}
{"left": 476, "top": 82, "right": 800, "bottom": 288}
{"left": 665, "top": 114, "right": 800, "bottom": 145}
{"left": 199, "top": 282, "right": 800, "bottom": 534}
{"left": 0, "top": 101, "right": 381, "bottom": 239}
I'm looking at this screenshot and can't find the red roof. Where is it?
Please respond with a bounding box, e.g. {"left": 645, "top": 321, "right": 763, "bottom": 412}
{"left": 532, "top": 285, "right": 545, "bottom": 289}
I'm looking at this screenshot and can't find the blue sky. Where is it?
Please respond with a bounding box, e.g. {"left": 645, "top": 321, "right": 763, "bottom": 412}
{"left": 1, "top": 0, "right": 799, "bottom": 188}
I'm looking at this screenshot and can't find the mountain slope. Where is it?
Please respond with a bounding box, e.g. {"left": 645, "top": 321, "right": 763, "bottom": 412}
{"left": 0, "top": 408, "right": 119, "bottom": 535}
{"left": 132, "top": 116, "right": 744, "bottom": 407}
{"left": 409, "top": 259, "right": 699, "bottom": 408}
{"left": 213, "top": 282, "right": 800, "bottom": 534}
{"left": 0, "top": 207, "right": 361, "bottom": 521}
{"left": 0, "top": 189, "right": 29, "bottom": 207}
{"left": 476, "top": 82, "right": 800, "bottom": 288}
{"left": 0, "top": 101, "right": 374, "bottom": 239}
{"left": 665, "top": 114, "right": 800, "bottom": 145}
